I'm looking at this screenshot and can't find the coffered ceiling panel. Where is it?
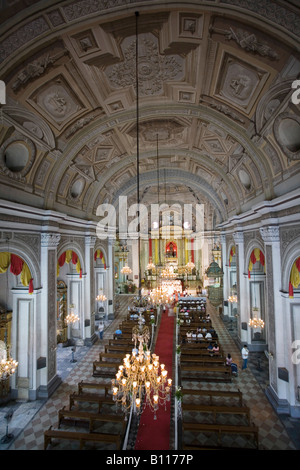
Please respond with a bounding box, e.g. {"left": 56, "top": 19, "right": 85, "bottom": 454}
{"left": 0, "top": 0, "right": 299, "bottom": 228}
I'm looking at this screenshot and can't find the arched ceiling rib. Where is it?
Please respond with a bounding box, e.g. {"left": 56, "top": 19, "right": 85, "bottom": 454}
{"left": 0, "top": 0, "right": 299, "bottom": 227}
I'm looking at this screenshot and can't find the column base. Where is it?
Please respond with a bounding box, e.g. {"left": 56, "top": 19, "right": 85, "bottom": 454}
{"left": 265, "top": 385, "right": 290, "bottom": 415}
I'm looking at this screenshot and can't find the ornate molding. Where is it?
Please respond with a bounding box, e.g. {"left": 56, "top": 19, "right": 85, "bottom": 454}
{"left": 41, "top": 233, "right": 61, "bottom": 247}
{"left": 260, "top": 226, "right": 280, "bottom": 243}
{"left": 232, "top": 231, "right": 244, "bottom": 244}
{"left": 85, "top": 235, "right": 96, "bottom": 247}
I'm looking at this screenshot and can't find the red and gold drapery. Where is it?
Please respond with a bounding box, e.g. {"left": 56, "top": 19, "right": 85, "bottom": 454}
{"left": 248, "top": 248, "right": 265, "bottom": 278}
{"left": 289, "top": 257, "right": 300, "bottom": 298}
{"left": 229, "top": 245, "right": 236, "bottom": 267}
{"left": 0, "top": 252, "right": 34, "bottom": 293}
{"left": 57, "top": 250, "right": 82, "bottom": 278}
{"left": 94, "top": 249, "right": 106, "bottom": 269}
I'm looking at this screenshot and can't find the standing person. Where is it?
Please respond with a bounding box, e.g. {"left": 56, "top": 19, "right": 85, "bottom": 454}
{"left": 98, "top": 321, "right": 104, "bottom": 340}
{"left": 241, "top": 345, "right": 249, "bottom": 370}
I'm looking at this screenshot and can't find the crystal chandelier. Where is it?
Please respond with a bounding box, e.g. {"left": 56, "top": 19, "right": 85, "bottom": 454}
{"left": 161, "top": 265, "right": 176, "bottom": 279}
{"left": 121, "top": 265, "right": 132, "bottom": 275}
{"left": 228, "top": 294, "right": 238, "bottom": 303}
{"left": 65, "top": 304, "right": 79, "bottom": 324}
{"left": 0, "top": 344, "right": 18, "bottom": 382}
{"left": 185, "top": 260, "right": 195, "bottom": 271}
{"left": 111, "top": 330, "right": 172, "bottom": 419}
{"left": 249, "top": 316, "right": 265, "bottom": 329}
{"left": 147, "top": 258, "right": 156, "bottom": 271}
{"left": 96, "top": 292, "right": 107, "bottom": 302}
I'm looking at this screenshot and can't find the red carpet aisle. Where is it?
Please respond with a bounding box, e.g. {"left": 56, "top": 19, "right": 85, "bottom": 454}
{"left": 134, "top": 307, "right": 174, "bottom": 450}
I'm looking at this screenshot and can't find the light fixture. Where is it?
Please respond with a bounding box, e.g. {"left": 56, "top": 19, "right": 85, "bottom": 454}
{"left": 147, "top": 258, "right": 156, "bottom": 271}
{"left": 111, "top": 325, "right": 172, "bottom": 419}
{"left": 249, "top": 269, "right": 264, "bottom": 329}
{"left": 121, "top": 265, "right": 132, "bottom": 275}
{"left": 185, "top": 259, "right": 195, "bottom": 271}
{"left": 96, "top": 291, "right": 107, "bottom": 302}
{"left": 228, "top": 294, "right": 238, "bottom": 303}
{"left": 65, "top": 304, "right": 79, "bottom": 324}
{"left": 249, "top": 316, "right": 265, "bottom": 329}
{"left": 0, "top": 344, "right": 18, "bottom": 382}
{"left": 161, "top": 264, "right": 177, "bottom": 279}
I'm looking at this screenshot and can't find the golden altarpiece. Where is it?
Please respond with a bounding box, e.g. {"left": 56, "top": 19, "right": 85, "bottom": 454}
{"left": 0, "top": 306, "right": 12, "bottom": 398}
{"left": 56, "top": 280, "right": 68, "bottom": 344}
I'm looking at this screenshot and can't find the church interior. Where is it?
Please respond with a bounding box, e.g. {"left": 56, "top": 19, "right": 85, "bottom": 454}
{"left": 0, "top": 0, "right": 300, "bottom": 452}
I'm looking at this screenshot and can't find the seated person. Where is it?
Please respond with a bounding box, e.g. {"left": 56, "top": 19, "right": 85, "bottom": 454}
{"left": 226, "top": 353, "right": 233, "bottom": 366}
{"left": 197, "top": 331, "right": 203, "bottom": 340}
{"left": 186, "top": 331, "right": 192, "bottom": 342}
{"left": 205, "top": 331, "right": 212, "bottom": 340}
{"left": 207, "top": 343, "right": 214, "bottom": 355}
{"left": 212, "top": 343, "right": 219, "bottom": 354}
{"left": 191, "top": 331, "right": 197, "bottom": 340}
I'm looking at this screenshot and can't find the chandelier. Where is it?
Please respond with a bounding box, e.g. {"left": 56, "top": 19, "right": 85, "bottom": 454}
{"left": 65, "top": 304, "right": 79, "bottom": 324}
{"left": 228, "top": 295, "right": 238, "bottom": 303}
{"left": 96, "top": 292, "right": 107, "bottom": 302}
{"left": 185, "top": 260, "right": 195, "bottom": 271}
{"left": 0, "top": 342, "right": 18, "bottom": 382}
{"left": 147, "top": 258, "right": 156, "bottom": 271}
{"left": 161, "top": 265, "right": 176, "bottom": 279}
{"left": 111, "top": 328, "right": 172, "bottom": 419}
{"left": 249, "top": 316, "right": 265, "bottom": 329}
{"left": 121, "top": 265, "right": 132, "bottom": 275}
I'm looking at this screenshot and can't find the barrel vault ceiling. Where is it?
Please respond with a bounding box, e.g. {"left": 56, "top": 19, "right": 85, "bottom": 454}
{"left": 0, "top": 0, "right": 299, "bottom": 232}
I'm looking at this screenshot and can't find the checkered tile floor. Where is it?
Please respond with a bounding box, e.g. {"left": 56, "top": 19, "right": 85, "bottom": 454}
{"left": 0, "top": 296, "right": 299, "bottom": 450}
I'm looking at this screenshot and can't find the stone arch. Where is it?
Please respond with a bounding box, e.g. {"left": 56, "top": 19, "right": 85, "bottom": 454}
{"left": 0, "top": 238, "right": 40, "bottom": 291}
{"left": 57, "top": 241, "right": 85, "bottom": 278}
{"left": 244, "top": 239, "right": 265, "bottom": 278}
{"left": 281, "top": 236, "right": 300, "bottom": 294}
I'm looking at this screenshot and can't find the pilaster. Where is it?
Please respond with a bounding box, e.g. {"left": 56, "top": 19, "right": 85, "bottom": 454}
{"left": 40, "top": 232, "right": 61, "bottom": 398}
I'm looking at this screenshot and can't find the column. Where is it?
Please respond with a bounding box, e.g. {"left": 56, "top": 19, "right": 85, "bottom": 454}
{"left": 40, "top": 232, "right": 61, "bottom": 397}
{"left": 232, "top": 231, "right": 248, "bottom": 346}
{"left": 107, "top": 237, "right": 115, "bottom": 319}
{"left": 260, "top": 226, "right": 286, "bottom": 409}
{"left": 220, "top": 233, "right": 229, "bottom": 317}
{"left": 84, "top": 236, "right": 96, "bottom": 344}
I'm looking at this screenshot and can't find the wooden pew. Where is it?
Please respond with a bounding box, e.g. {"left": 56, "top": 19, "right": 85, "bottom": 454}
{"left": 180, "top": 349, "right": 223, "bottom": 357}
{"left": 69, "top": 392, "right": 115, "bottom": 412}
{"left": 182, "top": 403, "right": 251, "bottom": 424}
{"left": 93, "top": 361, "right": 120, "bottom": 377}
{"left": 78, "top": 381, "right": 111, "bottom": 396}
{"left": 180, "top": 356, "right": 225, "bottom": 366}
{"left": 109, "top": 338, "right": 133, "bottom": 346}
{"left": 105, "top": 344, "right": 132, "bottom": 354}
{"left": 99, "top": 352, "right": 126, "bottom": 362}
{"left": 182, "top": 388, "right": 243, "bottom": 406}
{"left": 181, "top": 364, "right": 232, "bottom": 382}
{"left": 44, "top": 425, "right": 121, "bottom": 450}
{"left": 58, "top": 406, "right": 126, "bottom": 433}
{"left": 182, "top": 422, "right": 259, "bottom": 449}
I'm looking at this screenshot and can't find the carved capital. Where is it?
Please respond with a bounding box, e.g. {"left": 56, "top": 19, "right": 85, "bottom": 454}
{"left": 85, "top": 235, "right": 96, "bottom": 247}
{"left": 232, "top": 231, "right": 244, "bottom": 244}
{"left": 260, "top": 226, "right": 280, "bottom": 243}
{"left": 41, "top": 233, "right": 61, "bottom": 247}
